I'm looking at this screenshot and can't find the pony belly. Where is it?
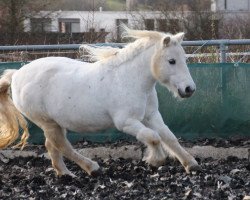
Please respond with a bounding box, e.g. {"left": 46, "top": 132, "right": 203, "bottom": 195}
{"left": 60, "top": 118, "right": 114, "bottom": 133}
{"left": 66, "top": 124, "right": 113, "bottom": 133}
{"left": 52, "top": 109, "right": 114, "bottom": 133}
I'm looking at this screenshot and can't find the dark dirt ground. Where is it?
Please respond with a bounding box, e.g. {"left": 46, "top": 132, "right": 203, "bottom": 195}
{"left": 0, "top": 138, "right": 250, "bottom": 200}
{"left": 22, "top": 136, "right": 250, "bottom": 154}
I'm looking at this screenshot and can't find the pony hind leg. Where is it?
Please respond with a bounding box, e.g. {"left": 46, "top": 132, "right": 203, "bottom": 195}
{"left": 45, "top": 139, "right": 75, "bottom": 177}
{"left": 42, "top": 122, "right": 100, "bottom": 176}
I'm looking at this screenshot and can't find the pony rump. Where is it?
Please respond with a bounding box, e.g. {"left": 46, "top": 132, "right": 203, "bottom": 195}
{"left": 0, "top": 69, "right": 29, "bottom": 149}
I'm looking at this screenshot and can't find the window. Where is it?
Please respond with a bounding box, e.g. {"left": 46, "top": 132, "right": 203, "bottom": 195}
{"left": 168, "top": 19, "right": 181, "bottom": 33}
{"left": 156, "top": 19, "right": 180, "bottom": 33}
{"left": 30, "top": 18, "right": 51, "bottom": 32}
{"left": 157, "top": 19, "right": 167, "bottom": 32}
{"left": 58, "top": 18, "right": 80, "bottom": 33}
{"left": 145, "top": 19, "right": 154, "bottom": 30}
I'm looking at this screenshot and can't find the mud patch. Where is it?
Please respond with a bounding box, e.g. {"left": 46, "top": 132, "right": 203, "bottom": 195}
{"left": 0, "top": 155, "right": 250, "bottom": 199}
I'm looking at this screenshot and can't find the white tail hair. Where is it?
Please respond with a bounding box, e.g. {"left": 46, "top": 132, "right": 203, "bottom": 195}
{"left": 0, "top": 69, "right": 29, "bottom": 149}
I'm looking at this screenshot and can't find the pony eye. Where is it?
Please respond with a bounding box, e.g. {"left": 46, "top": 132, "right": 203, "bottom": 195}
{"left": 168, "top": 59, "right": 176, "bottom": 65}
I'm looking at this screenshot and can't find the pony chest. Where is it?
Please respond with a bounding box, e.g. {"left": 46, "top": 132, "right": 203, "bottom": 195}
{"left": 110, "top": 95, "right": 148, "bottom": 121}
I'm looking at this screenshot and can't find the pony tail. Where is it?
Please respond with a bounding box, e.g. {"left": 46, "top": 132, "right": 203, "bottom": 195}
{"left": 0, "top": 70, "right": 29, "bottom": 150}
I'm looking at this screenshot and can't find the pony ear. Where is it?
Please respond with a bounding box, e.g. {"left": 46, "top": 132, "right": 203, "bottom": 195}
{"left": 174, "top": 32, "right": 185, "bottom": 43}
{"left": 163, "top": 36, "right": 171, "bottom": 47}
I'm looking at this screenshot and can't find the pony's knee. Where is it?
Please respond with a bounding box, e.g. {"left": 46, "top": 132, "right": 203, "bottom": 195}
{"left": 150, "top": 137, "right": 161, "bottom": 146}
{"left": 137, "top": 129, "right": 161, "bottom": 146}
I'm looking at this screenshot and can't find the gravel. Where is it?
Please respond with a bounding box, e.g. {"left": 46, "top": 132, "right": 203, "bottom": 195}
{"left": 1, "top": 149, "right": 250, "bottom": 199}
{"left": 21, "top": 136, "right": 250, "bottom": 154}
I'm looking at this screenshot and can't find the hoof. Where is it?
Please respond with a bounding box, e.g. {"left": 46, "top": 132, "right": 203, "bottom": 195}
{"left": 90, "top": 168, "right": 102, "bottom": 177}
{"left": 185, "top": 164, "right": 202, "bottom": 174}
{"left": 150, "top": 165, "right": 158, "bottom": 171}
{"left": 58, "top": 174, "right": 74, "bottom": 183}
{"left": 143, "top": 148, "right": 166, "bottom": 167}
{"left": 57, "top": 172, "right": 76, "bottom": 178}
{"left": 143, "top": 156, "right": 166, "bottom": 167}
{"left": 151, "top": 159, "right": 166, "bottom": 167}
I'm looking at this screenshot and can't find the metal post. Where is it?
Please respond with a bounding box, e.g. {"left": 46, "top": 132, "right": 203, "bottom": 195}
{"left": 219, "top": 43, "right": 227, "bottom": 63}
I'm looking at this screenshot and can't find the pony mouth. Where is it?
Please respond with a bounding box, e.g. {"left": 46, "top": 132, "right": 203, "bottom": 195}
{"left": 178, "top": 89, "right": 194, "bottom": 98}
{"left": 161, "top": 81, "right": 194, "bottom": 99}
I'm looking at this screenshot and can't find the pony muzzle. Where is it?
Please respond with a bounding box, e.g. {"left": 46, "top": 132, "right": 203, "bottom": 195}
{"left": 178, "top": 85, "right": 196, "bottom": 98}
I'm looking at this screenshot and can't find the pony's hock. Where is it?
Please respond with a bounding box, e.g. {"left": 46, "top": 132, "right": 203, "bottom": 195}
{"left": 0, "top": 26, "right": 199, "bottom": 176}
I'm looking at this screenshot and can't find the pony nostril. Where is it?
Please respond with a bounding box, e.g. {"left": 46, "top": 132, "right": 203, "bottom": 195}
{"left": 178, "top": 86, "right": 196, "bottom": 98}
{"left": 185, "top": 86, "right": 195, "bottom": 94}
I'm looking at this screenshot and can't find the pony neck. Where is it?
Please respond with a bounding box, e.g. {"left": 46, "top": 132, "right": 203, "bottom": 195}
{"left": 119, "top": 42, "right": 157, "bottom": 92}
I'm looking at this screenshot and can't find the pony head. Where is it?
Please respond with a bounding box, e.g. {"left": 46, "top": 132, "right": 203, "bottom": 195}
{"left": 81, "top": 25, "right": 196, "bottom": 99}
{"left": 151, "top": 33, "right": 196, "bottom": 98}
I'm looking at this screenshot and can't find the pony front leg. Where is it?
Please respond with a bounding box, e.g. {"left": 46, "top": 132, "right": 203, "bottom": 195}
{"left": 115, "top": 118, "right": 166, "bottom": 167}
{"left": 144, "top": 111, "right": 200, "bottom": 173}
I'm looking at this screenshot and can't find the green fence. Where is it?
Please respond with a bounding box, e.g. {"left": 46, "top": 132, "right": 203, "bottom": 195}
{"left": 0, "top": 62, "right": 249, "bottom": 143}
{"left": 158, "top": 63, "right": 250, "bottom": 139}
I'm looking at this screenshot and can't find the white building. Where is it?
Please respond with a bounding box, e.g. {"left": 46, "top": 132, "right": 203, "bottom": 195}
{"left": 24, "top": 10, "right": 167, "bottom": 42}
{"left": 24, "top": 1, "right": 250, "bottom": 42}
{"left": 213, "top": 0, "right": 250, "bottom": 11}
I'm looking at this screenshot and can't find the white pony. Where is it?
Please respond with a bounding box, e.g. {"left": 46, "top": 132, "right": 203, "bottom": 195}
{"left": 0, "top": 26, "right": 200, "bottom": 177}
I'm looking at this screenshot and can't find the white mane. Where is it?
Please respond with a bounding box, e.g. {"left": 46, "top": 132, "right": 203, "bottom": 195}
{"left": 80, "top": 26, "right": 169, "bottom": 65}
{"left": 81, "top": 45, "right": 120, "bottom": 62}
